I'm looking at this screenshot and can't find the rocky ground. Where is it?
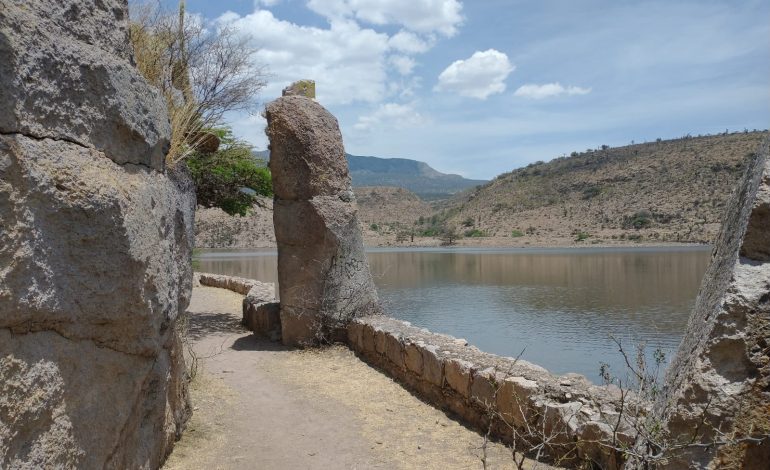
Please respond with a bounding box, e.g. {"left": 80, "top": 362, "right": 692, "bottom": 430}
{"left": 165, "top": 286, "right": 555, "bottom": 469}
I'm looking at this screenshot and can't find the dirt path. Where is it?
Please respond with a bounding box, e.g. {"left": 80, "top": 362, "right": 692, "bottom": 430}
{"left": 164, "top": 286, "right": 551, "bottom": 470}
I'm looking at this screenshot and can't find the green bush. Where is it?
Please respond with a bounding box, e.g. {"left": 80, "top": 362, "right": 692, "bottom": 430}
{"left": 464, "top": 229, "right": 487, "bottom": 237}
{"left": 574, "top": 231, "right": 590, "bottom": 242}
{"left": 511, "top": 230, "right": 524, "bottom": 237}
{"left": 582, "top": 185, "right": 602, "bottom": 200}
{"left": 187, "top": 127, "right": 272, "bottom": 216}
{"left": 623, "top": 210, "right": 653, "bottom": 229}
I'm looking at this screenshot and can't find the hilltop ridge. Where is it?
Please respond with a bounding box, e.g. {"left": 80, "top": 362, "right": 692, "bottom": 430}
{"left": 432, "top": 131, "right": 767, "bottom": 245}
{"left": 254, "top": 150, "right": 486, "bottom": 200}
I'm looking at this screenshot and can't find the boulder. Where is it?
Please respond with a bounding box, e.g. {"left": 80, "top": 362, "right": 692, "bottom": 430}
{"left": 644, "top": 138, "right": 770, "bottom": 469}
{"left": 265, "top": 89, "right": 379, "bottom": 347}
{"left": 0, "top": 1, "right": 194, "bottom": 468}
{"left": 0, "top": 0, "right": 170, "bottom": 169}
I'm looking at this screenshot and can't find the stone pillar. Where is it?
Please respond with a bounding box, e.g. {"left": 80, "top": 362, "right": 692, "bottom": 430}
{"left": 0, "top": 1, "right": 194, "bottom": 468}
{"left": 265, "top": 84, "right": 379, "bottom": 347}
{"left": 644, "top": 138, "right": 770, "bottom": 468}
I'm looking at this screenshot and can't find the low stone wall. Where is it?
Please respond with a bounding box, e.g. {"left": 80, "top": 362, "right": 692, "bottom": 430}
{"left": 195, "top": 272, "right": 272, "bottom": 296}
{"left": 194, "top": 272, "right": 279, "bottom": 339}
{"left": 347, "top": 315, "right": 633, "bottom": 468}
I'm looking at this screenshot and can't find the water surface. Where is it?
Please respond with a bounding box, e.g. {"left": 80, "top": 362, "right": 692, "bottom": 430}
{"left": 198, "top": 246, "right": 710, "bottom": 383}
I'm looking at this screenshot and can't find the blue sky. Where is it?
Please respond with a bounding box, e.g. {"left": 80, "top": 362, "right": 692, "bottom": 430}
{"left": 160, "top": 0, "right": 769, "bottom": 179}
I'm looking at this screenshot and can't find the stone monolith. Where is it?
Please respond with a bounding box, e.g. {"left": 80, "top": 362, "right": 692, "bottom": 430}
{"left": 645, "top": 139, "right": 770, "bottom": 469}
{"left": 0, "top": 1, "right": 194, "bottom": 468}
{"left": 265, "top": 87, "right": 379, "bottom": 347}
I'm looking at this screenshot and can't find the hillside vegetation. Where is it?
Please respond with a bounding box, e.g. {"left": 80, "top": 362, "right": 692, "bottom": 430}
{"left": 435, "top": 131, "right": 767, "bottom": 245}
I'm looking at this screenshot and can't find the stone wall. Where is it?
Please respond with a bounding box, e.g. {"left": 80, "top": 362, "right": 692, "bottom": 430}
{"left": 195, "top": 272, "right": 278, "bottom": 339}
{"left": 348, "top": 315, "right": 632, "bottom": 468}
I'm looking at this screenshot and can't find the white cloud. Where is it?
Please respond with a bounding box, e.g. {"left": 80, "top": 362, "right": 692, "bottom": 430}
{"left": 434, "top": 49, "right": 514, "bottom": 99}
{"left": 388, "top": 30, "right": 433, "bottom": 54}
{"left": 353, "top": 102, "right": 426, "bottom": 131}
{"left": 390, "top": 55, "right": 416, "bottom": 75}
{"left": 513, "top": 83, "right": 591, "bottom": 99}
{"left": 307, "top": 0, "right": 463, "bottom": 36}
{"left": 219, "top": 10, "right": 390, "bottom": 105}
{"left": 254, "top": 0, "right": 281, "bottom": 6}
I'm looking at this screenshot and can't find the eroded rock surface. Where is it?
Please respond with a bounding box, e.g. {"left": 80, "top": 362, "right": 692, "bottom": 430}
{"left": 649, "top": 138, "right": 770, "bottom": 469}
{"left": 0, "top": 0, "right": 170, "bottom": 169}
{"left": 265, "top": 91, "right": 379, "bottom": 346}
{"left": 0, "top": 1, "right": 194, "bottom": 468}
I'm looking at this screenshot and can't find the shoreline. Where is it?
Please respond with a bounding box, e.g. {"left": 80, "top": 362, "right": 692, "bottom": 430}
{"left": 195, "top": 240, "right": 711, "bottom": 254}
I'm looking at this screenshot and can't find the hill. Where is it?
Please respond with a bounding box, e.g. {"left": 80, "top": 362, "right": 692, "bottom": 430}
{"left": 346, "top": 155, "right": 486, "bottom": 199}
{"left": 431, "top": 131, "right": 767, "bottom": 245}
{"left": 253, "top": 150, "right": 486, "bottom": 200}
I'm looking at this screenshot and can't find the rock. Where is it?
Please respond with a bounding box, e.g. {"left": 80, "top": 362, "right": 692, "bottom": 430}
{"left": 0, "top": 0, "right": 171, "bottom": 170}
{"left": 265, "top": 93, "right": 379, "bottom": 347}
{"left": 646, "top": 138, "right": 770, "bottom": 469}
{"left": 0, "top": 1, "right": 194, "bottom": 467}
{"left": 282, "top": 79, "right": 316, "bottom": 99}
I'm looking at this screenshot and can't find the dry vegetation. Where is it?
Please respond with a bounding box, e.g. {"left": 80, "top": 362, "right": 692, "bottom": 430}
{"left": 438, "top": 131, "right": 767, "bottom": 245}
{"left": 194, "top": 132, "right": 768, "bottom": 248}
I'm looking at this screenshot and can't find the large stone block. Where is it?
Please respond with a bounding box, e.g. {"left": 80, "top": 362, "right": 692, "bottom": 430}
{"left": 445, "top": 358, "right": 474, "bottom": 398}
{"left": 496, "top": 376, "right": 538, "bottom": 428}
{"left": 421, "top": 344, "right": 444, "bottom": 387}
{"left": 265, "top": 93, "right": 379, "bottom": 347}
{"left": 0, "top": 0, "right": 170, "bottom": 169}
{"left": 0, "top": 2, "right": 194, "bottom": 466}
{"left": 384, "top": 333, "right": 405, "bottom": 369}
{"left": 404, "top": 342, "right": 424, "bottom": 375}
{"left": 650, "top": 139, "right": 770, "bottom": 469}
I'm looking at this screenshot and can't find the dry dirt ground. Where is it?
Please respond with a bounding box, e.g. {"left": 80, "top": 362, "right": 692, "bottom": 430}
{"left": 164, "top": 286, "right": 554, "bottom": 470}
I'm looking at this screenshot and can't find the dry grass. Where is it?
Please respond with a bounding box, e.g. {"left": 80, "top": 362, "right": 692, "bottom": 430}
{"left": 441, "top": 132, "right": 768, "bottom": 245}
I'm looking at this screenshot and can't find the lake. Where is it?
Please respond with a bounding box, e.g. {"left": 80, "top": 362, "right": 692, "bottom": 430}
{"left": 197, "top": 246, "right": 711, "bottom": 383}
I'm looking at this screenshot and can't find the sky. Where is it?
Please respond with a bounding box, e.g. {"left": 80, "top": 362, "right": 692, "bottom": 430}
{"left": 157, "top": 0, "right": 769, "bottom": 179}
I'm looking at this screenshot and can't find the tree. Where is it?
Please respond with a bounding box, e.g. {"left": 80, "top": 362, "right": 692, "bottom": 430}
{"left": 439, "top": 226, "right": 459, "bottom": 246}
{"left": 129, "top": 1, "right": 268, "bottom": 164}
{"left": 186, "top": 128, "right": 272, "bottom": 216}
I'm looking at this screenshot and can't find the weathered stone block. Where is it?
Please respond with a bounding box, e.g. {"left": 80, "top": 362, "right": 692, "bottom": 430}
{"left": 347, "top": 320, "right": 365, "bottom": 351}
{"left": 654, "top": 141, "right": 770, "bottom": 469}
{"left": 362, "top": 323, "right": 377, "bottom": 353}
{"left": 404, "top": 342, "right": 424, "bottom": 375}
{"left": 279, "top": 308, "right": 320, "bottom": 347}
{"left": 385, "top": 333, "right": 405, "bottom": 369}
{"left": 265, "top": 93, "right": 379, "bottom": 347}
{"left": 282, "top": 79, "right": 316, "bottom": 99}
{"left": 496, "top": 376, "right": 538, "bottom": 428}
{"left": 445, "top": 358, "right": 474, "bottom": 398}
{"left": 470, "top": 368, "right": 501, "bottom": 408}
{"left": 374, "top": 328, "right": 388, "bottom": 355}
{"left": 254, "top": 302, "right": 281, "bottom": 340}
{"left": 421, "top": 344, "right": 444, "bottom": 387}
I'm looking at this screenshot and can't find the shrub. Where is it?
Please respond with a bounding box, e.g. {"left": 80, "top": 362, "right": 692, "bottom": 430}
{"left": 623, "top": 210, "right": 653, "bottom": 229}
{"left": 463, "top": 229, "right": 487, "bottom": 237}
{"left": 581, "top": 185, "right": 602, "bottom": 200}
{"left": 186, "top": 127, "right": 272, "bottom": 216}
{"left": 574, "top": 231, "right": 590, "bottom": 242}
{"left": 511, "top": 230, "right": 524, "bottom": 237}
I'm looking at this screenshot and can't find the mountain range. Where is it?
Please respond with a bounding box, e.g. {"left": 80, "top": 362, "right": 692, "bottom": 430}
{"left": 253, "top": 150, "right": 486, "bottom": 200}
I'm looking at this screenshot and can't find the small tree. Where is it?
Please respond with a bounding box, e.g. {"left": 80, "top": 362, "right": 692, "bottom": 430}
{"left": 186, "top": 127, "right": 272, "bottom": 216}
{"left": 129, "top": 1, "right": 268, "bottom": 164}
{"left": 439, "top": 226, "right": 459, "bottom": 246}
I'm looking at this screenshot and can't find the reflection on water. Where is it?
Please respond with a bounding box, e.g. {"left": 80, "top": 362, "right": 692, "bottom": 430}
{"left": 198, "top": 247, "right": 710, "bottom": 383}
